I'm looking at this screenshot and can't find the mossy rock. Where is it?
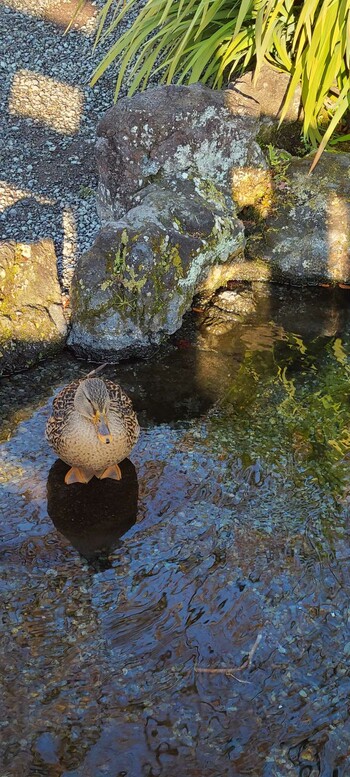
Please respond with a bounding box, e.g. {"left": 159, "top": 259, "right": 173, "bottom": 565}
{"left": 249, "top": 152, "right": 350, "bottom": 284}
{"left": 68, "top": 183, "right": 246, "bottom": 360}
{"left": 0, "top": 240, "right": 67, "bottom": 375}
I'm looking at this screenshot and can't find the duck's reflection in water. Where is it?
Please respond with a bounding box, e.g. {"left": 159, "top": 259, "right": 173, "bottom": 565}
{"left": 47, "top": 458, "right": 138, "bottom": 565}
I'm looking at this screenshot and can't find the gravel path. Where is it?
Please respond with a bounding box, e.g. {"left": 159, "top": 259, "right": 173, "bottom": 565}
{"left": 0, "top": 0, "right": 137, "bottom": 293}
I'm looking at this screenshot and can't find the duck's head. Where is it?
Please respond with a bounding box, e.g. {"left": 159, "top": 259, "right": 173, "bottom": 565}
{"left": 74, "top": 378, "right": 112, "bottom": 444}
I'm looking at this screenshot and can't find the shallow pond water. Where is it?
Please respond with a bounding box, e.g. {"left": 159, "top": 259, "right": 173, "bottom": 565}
{"left": 2, "top": 284, "right": 350, "bottom": 776}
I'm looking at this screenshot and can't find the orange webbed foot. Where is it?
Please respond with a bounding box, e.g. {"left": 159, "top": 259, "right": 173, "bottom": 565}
{"left": 64, "top": 466, "right": 94, "bottom": 485}
{"left": 97, "top": 463, "right": 122, "bottom": 481}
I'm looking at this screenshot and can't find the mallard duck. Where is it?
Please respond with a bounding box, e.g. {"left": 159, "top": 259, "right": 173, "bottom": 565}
{"left": 46, "top": 376, "right": 140, "bottom": 485}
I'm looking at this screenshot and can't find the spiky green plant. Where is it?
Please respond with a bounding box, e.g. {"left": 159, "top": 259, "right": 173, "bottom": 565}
{"left": 71, "top": 0, "right": 350, "bottom": 167}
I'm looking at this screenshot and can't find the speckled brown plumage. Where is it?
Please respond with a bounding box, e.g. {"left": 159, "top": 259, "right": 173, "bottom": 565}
{"left": 46, "top": 376, "right": 140, "bottom": 481}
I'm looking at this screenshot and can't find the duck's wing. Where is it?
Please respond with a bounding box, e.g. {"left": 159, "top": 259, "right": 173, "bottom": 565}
{"left": 105, "top": 379, "right": 134, "bottom": 413}
{"left": 105, "top": 379, "right": 140, "bottom": 444}
{"left": 45, "top": 380, "right": 80, "bottom": 443}
{"left": 52, "top": 380, "right": 80, "bottom": 416}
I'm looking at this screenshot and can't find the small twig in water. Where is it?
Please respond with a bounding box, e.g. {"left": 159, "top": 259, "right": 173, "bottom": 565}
{"left": 194, "top": 667, "right": 251, "bottom": 684}
{"left": 246, "top": 632, "right": 263, "bottom": 668}
{"left": 194, "top": 632, "right": 263, "bottom": 682}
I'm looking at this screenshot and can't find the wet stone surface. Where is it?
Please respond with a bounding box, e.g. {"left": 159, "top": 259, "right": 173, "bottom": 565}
{"left": 2, "top": 284, "right": 350, "bottom": 776}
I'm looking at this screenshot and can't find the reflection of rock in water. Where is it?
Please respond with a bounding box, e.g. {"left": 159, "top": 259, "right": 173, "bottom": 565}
{"left": 270, "top": 285, "right": 350, "bottom": 339}
{"left": 47, "top": 458, "right": 138, "bottom": 561}
{"left": 121, "top": 345, "right": 217, "bottom": 425}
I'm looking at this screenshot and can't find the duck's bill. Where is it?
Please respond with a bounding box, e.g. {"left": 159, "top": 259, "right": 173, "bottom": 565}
{"left": 96, "top": 416, "right": 111, "bottom": 443}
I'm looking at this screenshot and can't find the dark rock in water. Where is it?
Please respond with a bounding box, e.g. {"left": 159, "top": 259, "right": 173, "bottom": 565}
{"left": 0, "top": 240, "right": 67, "bottom": 375}
{"left": 47, "top": 457, "right": 138, "bottom": 561}
{"left": 269, "top": 283, "right": 349, "bottom": 338}
{"left": 68, "top": 84, "right": 267, "bottom": 360}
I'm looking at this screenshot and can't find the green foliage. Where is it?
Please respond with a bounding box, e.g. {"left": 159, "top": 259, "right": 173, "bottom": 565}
{"left": 72, "top": 0, "right": 350, "bottom": 166}
{"left": 78, "top": 185, "right": 95, "bottom": 199}
{"left": 207, "top": 331, "right": 350, "bottom": 501}
{"left": 112, "top": 228, "right": 129, "bottom": 276}
{"left": 266, "top": 144, "right": 291, "bottom": 179}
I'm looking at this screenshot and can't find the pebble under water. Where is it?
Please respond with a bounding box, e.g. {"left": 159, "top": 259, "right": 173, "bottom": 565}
{"left": 2, "top": 285, "right": 350, "bottom": 776}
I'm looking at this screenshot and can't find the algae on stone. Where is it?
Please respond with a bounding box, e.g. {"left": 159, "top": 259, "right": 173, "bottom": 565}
{"left": 69, "top": 181, "right": 248, "bottom": 360}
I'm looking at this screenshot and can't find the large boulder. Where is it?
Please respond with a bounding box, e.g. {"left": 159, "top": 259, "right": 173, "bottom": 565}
{"left": 69, "top": 182, "right": 245, "bottom": 359}
{"left": 95, "top": 82, "right": 264, "bottom": 221}
{"left": 69, "top": 83, "right": 267, "bottom": 359}
{"left": 0, "top": 240, "right": 67, "bottom": 375}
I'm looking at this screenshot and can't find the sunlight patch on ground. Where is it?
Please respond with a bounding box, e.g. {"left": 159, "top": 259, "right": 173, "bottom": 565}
{"left": 9, "top": 70, "right": 84, "bottom": 134}
{"left": 62, "top": 206, "right": 78, "bottom": 287}
{"left": 0, "top": 181, "right": 55, "bottom": 211}
{"left": 0, "top": 0, "right": 97, "bottom": 33}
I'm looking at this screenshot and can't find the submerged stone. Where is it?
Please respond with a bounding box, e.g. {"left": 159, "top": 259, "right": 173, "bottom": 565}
{"left": 213, "top": 287, "right": 257, "bottom": 315}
